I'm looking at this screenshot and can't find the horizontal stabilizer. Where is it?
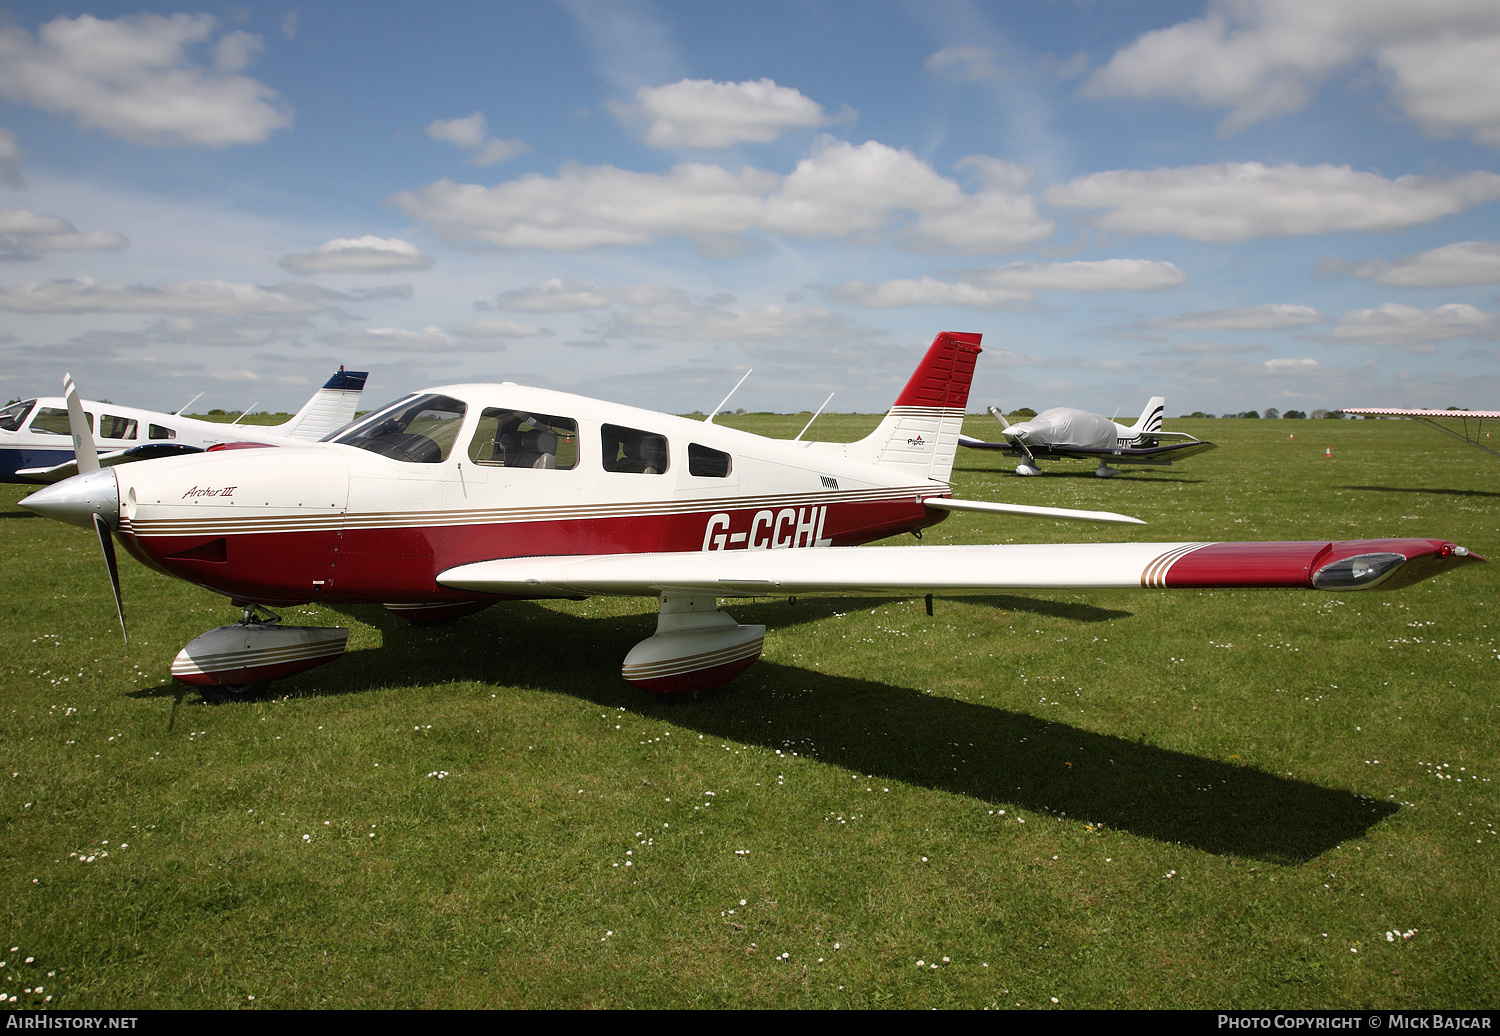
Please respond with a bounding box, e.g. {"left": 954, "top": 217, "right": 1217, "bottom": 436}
{"left": 925, "top": 497, "right": 1145, "bottom": 525}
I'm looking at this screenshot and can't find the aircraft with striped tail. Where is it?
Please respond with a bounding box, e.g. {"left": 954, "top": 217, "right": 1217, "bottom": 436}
{"left": 20, "top": 332, "right": 1482, "bottom": 697}
{"left": 959, "top": 395, "right": 1216, "bottom": 477}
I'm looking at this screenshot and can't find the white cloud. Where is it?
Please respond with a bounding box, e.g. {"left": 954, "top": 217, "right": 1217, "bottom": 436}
{"left": 1326, "top": 303, "right": 1500, "bottom": 346}
{"left": 279, "top": 236, "right": 433, "bottom": 274}
{"left": 605, "top": 300, "right": 872, "bottom": 343}
{"left": 393, "top": 163, "right": 777, "bottom": 250}
{"left": 1381, "top": 35, "right": 1500, "bottom": 148}
{"left": 0, "top": 126, "right": 22, "bottom": 187}
{"left": 321, "top": 326, "right": 459, "bottom": 352}
{"left": 0, "top": 211, "right": 70, "bottom": 236}
{"left": 1084, "top": 1, "right": 1500, "bottom": 145}
{"left": 830, "top": 259, "right": 1186, "bottom": 308}
{"left": 0, "top": 13, "right": 292, "bottom": 146}
{"left": 452, "top": 318, "right": 551, "bottom": 338}
{"left": 425, "top": 111, "right": 530, "bottom": 166}
{"left": 1326, "top": 240, "right": 1500, "bottom": 288}
{"left": 925, "top": 46, "right": 1006, "bottom": 82}
{"left": 0, "top": 277, "right": 324, "bottom": 315}
{"left": 614, "top": 78, "right": 831, "bottom": 148}
{"left": 395, "top": 141, "right": 1052, "bottom": 253}
{"left": 1151, "top": 304, "right": 1326, "bottom": 331}
{"left": 763, "top": 144, "right": 1053, "bottom": 252}
{"left": 496, "top": 278, "right": 684, "bottom": 311}
{"left": 1264, "top": 357, "right": 1319, "bottom": 371}
{"left": 0, "top": 208, "right": 129, "bottom": 257}
{"left": 1046, "top": 163, "right": 1500, "bottom": 242}
{"left": 830, "top": 278, "right": 1030, "bottom": 309}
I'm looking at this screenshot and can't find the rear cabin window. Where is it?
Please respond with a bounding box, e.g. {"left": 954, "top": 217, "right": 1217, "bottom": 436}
{"left": 601, "top": 424, "right": 669, "bottom": 474}
{"left": 329, "top": 393, "right": 467, "bottom": 463}
{"left": 0, "top": 400, "right": 35, "bottom": 432}
{"left": 468, "top": 409, "right": 578, "bottom": 469}
{"left": 688, "top": 443, "right": 732, "bottom": 477}
{"left": 98, "top": 415, "right": 138, "bottom": 440}
{"left": 30, "top": 408, "right": 91, "bottom": 436}
{"left": 148, "top": 424, "right": 177, "bottom": 440}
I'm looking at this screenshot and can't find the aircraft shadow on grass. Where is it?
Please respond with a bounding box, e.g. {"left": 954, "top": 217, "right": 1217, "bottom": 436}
{"left": 134, "top": 596, "right": 1391, "bottom": 865}
{"left": 1341, "top": 484, "right": 1500, "bottom": 501}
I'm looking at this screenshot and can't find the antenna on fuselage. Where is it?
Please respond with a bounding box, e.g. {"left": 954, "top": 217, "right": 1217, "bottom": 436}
{"left": 793, "top": 392, "right": 835, "bottom": 441}
{"left": 228, "top": 403, "right": 257, "bottom": 427}
{"left": 705, "top": 368, "right": 753, "bottom": 424}
{"left": 173, "top": 391, "right": 204, "bottom": 416}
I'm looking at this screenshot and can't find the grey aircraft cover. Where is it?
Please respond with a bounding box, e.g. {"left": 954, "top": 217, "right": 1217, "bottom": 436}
{"left": 1006, "top": 407, "right": 1117, "bottom": 450}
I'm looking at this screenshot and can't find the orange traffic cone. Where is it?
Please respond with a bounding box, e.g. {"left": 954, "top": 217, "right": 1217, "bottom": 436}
{"left": 1325, "top": 447, "right": 1331, "bottom": 457}
{"left": 1289, "top": 432, "right": 1294, "bottom": 440}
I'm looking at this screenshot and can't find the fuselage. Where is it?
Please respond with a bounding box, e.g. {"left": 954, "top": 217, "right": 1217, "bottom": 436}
{"left": 105, "top": 384, "right": 952, "bottom": 606}
{"left": 0, "top": 396, "right": 301, "bottom": 483}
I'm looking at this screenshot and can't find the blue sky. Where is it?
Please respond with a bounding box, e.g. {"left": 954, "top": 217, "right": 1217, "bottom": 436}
{"left": 4, "top": 0, "right": 1500, "bottom": 417}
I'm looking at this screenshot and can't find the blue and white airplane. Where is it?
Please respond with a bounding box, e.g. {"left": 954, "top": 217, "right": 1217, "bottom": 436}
{"left": 0, "top": 368, "right": 368, "bottom": 483}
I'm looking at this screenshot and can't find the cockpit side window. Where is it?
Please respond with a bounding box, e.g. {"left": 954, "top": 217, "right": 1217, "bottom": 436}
{"left": 0, "top": 400, "right": 36, "bottom": 433}
{"left": 468, "top": 409, "right": 578, "bottom": 469}
{"left": 329, "top": 393, "right": 467, "bottom": 463}
{"left": 148, "top": 424, "right": 176, "bottom": 440}
{"left": 30, "top": 408, "right": 92, "bottom": 436}
{"left": 601, "top": 424, "right": 669, "bottom": 474}
{"left": 98, "top": 415, "right": 138, "bottom": 440}
{"left": 688, "top": 443, "right": 732, "bottom": 477}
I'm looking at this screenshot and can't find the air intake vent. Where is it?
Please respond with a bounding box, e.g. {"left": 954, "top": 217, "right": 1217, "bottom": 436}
{"left": 820, "top": 475, "right": 839, "bottom": 490}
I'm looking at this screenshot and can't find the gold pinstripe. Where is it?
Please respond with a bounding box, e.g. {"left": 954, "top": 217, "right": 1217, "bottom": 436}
{"left": 621, "top": 637, "right": 765, "bottom": 680}
{"left": 1140, "top": 543, "right": 1213, "bottom": 588}
{"left": 171, "top": 640, "right": 345, "bottom": 676}
{"left": 127, "top": 485, "right": 945, "bottom": 538}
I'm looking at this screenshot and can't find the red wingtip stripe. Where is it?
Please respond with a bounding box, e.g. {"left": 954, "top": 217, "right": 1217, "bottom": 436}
{"left": 893, "top": 332, "right": 983, "bottom": 410}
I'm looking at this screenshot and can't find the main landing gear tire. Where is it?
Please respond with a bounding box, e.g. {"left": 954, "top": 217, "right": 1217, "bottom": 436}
{"left": 206, "top": 680, "right": 272, "bottom": 701}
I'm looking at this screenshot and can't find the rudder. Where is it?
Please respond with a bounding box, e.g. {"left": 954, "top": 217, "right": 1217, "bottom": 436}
{"left": 275, "top": 368, "right": 369, "bottom": 441}
{"left": 845, "top": 331, "right": 982, "bottom": 484}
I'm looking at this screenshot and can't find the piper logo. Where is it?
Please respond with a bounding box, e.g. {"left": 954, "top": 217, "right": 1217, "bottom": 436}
{"left": 702, "top": 506, "right": 831, "bottom": 551}
{"left": 182, "top": 485, "right": 237, "bottom": 499}
{"left": 906, "top": 434, "right": 926, "bottom": 449}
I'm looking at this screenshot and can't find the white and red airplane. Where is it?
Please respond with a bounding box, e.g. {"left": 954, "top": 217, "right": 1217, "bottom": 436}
{"left": 1340, "top": 407, "right": 1500, "bottom": 460}
{"left": 21, "top": 332, "right": 1482, "bottom": 697}
{"left": 0, "top": 367, "right": 368, "bottom": 483}
{"left": 959, "top": 397, "right": 1216, "bottom": 477}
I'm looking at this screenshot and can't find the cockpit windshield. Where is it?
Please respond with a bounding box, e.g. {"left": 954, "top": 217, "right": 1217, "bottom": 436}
{"left": 0, "top": 399, "right": 36, "bottom": 433}
{"left": 325, "top": 393, "right": 467, "bottom": 463}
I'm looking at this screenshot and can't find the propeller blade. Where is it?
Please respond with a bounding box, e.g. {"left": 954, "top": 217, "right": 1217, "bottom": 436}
{"left": 93, "top": 512, "right": 127, "bottom": 644}
{"left": 63, "top": 373, "right": 99, "bottom": 475}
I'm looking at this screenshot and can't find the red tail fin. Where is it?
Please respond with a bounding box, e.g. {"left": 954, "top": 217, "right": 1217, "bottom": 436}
{"left": 843, "top": 332, "right": 984, "bottom": 484}
{"left": 893, "top": 331, "right": 983, "bottom": 409}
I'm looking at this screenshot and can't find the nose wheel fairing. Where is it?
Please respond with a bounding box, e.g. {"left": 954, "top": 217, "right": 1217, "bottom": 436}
{"left": 170, "top": 618, "right": 349, "bottom": 690}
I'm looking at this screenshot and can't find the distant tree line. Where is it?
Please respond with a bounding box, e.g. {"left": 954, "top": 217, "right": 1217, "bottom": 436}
{"left": 1180, "top": 409, "right": 1338, "bottom": 419}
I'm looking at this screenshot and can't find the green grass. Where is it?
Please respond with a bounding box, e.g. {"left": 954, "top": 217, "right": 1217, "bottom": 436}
{"left": 0, "top": 417, "right": 1494, "bottom": 1008}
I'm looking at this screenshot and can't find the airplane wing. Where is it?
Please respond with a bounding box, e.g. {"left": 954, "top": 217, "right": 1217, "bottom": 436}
{"left": 1341, "top": 407, "right": 1500, "bottom": 459}
{"left": 438, "top": 538, "right": 1479, "bottom": 599}
{"left": 1342, "top": 407, "right": 1500, "bottom": 419}
{"left": 16, "top": 443, "right": 205, "bottom": 483}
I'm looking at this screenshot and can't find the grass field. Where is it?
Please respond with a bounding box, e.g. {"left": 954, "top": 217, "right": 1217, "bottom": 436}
{"left": 0, "top": 415, "right": 1494, "bottom": 1009}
